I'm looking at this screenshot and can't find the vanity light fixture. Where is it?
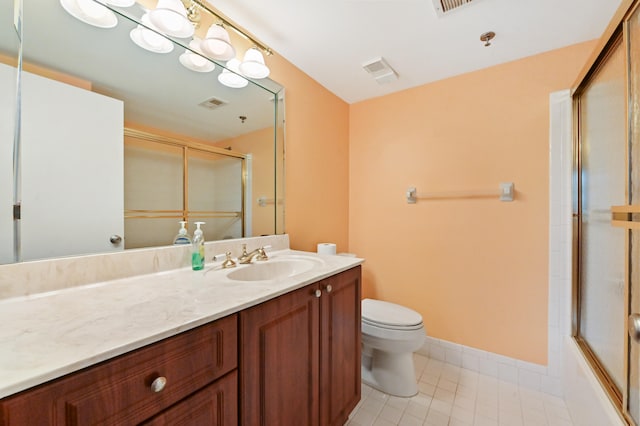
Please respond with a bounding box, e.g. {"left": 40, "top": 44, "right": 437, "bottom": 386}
{"left": 218, "top": 59, "right": 249, "bottom": 88}
{"left": 239, "top": 47, "right": 270, "bottom": 79}
{"left": 130, "top": 13, "right": 174, "bottom": 54}
{"left": 148, "top": 0, "right": 194, "bottom": 38}
{"left": 179, "top": 38, "right": 215, "bottom": 72}
{"left": 61, "top": 0, "right": 273, "bottom": 85}
{"left": 60, "top": 0, "right": 118, "bottom": 28}
{"left": 201, "top": 23, "right": 236, "bottom": 61}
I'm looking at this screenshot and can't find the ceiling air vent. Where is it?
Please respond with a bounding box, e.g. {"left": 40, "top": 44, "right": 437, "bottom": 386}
{"left": 198, "top": 96, "right": 228, "bottom": 110}
{"left": 432, "top": 0, "right": 477, "bottom": 17}
{"left": 362, "top": 57, "right": 398, "bottom": 85}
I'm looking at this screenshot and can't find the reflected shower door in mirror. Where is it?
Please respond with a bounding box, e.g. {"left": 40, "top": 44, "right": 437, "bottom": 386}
{"left": 0, "top": 0, "right": 284, "bottom": 263}
{"left": 124, "top": 130, "right": 248, "bottom": 249}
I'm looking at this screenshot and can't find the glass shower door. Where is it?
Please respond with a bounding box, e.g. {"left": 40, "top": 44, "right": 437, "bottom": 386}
{"left": 627, "top": 5, "right": 640, "bottom": 423}
{"left": 577, "top": 32, "right": 627, "bottom": 400}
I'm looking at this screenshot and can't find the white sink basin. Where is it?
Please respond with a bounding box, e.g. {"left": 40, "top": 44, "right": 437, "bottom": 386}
{"left": 226, "top": 256, "right": 324, "bottom": 282}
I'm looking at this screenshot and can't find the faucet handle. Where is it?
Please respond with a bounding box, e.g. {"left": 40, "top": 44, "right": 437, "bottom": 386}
{"left": 241, "top": 243, "right": 248, "bottom": 256}
{"left": 256, "top": 247, "right": 269, "bottom": 261}
{"left": 222, "top": 252, "right": 237, "bottom": 269}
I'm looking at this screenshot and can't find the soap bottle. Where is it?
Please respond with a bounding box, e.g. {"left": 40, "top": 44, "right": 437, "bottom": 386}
{"left": 191, "top": 222, "right": 205, "bottom": 270}
{"left": 172, "top": 221, "right": 192, "bottom": 245}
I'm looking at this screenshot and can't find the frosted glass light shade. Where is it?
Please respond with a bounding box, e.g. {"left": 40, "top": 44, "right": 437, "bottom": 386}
{"left": 179, "top": 38, "right": 215, "bottom": 73}
{"left": 239, "top": 47, "right": 270, "bottom": 79}
{"left": 130, "top": 14, "right": 174, "bottom": 53}
{"left": 60, "top": 0, "right": 117, "bottom": 28}
{"left": 218, "top": 59, "right": 248, "bottom": 88}
{"left": 104, "top": 0, "right": 135, "bottom": 6}
{"left": 148, "top": 0, "right": 194, "bottom": 38}
{"left": 201, "top": 24, "right": 235, "bottom": 61}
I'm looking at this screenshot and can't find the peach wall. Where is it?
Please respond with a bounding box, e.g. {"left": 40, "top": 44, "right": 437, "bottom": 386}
{"left": 268, "top": 56, "right": 350, "bottom": 253}
{"left": 348, "top": 41, "right": 596, "bottom": 364}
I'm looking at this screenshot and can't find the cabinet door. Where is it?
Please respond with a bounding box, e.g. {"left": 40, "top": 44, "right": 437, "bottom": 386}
{"left": 320, "top": 266, "right": 362, "bottom": 426}
{"left": 240, "top": 284, "right": 320, "bottom": 426}
{"left": 142, "top": 371, "right": 237, "bottom": 426}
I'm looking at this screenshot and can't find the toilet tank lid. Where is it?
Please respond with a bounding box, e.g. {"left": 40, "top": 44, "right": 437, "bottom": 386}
{"left": 361, "top": 298, "right": 423, "bottom": 327}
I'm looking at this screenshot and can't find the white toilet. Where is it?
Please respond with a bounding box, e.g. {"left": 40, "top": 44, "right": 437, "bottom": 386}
{"left": 361, "top": 298, "right": 426, "bottom": 397}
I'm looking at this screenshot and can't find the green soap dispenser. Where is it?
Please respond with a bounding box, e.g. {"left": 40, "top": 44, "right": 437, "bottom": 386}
{"left": 173, "top": 221, "right": 192, "bottom": 245}
{"left": 191, "top": 222, "right": 205, "bottom": 270}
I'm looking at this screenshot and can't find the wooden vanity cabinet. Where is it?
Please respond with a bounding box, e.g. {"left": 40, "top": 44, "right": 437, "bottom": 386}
{"left": 0, "top": 314, "right": 237, "bottom": 425}
{"left": 240, "top": 266, "right": 362, "bottom": 426}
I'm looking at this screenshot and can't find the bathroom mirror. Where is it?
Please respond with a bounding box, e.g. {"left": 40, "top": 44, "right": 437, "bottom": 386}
{"left": 0, "top": 0, "right": 285, "bottom": 263}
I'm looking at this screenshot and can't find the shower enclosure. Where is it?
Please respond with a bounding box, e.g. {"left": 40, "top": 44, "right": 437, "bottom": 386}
{"left": 574, "top": 2, "right": 640, "bottom": 423}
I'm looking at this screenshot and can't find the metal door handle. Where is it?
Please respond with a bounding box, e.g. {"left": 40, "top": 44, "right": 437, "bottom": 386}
{"left": 110, "top": 235, "right": 122, "bottom": 245}
{"left": 629, "top": 314, "right": 640, "bottom": 343}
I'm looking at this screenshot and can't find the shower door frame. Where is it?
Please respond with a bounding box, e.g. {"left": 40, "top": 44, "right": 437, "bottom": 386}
{"left": 572, "top": 1, "right": 640, "bottom": 424}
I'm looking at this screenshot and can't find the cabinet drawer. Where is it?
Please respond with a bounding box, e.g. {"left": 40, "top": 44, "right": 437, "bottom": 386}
{"left": 142, "top": 371, "right": 238, "bottom": 426}
{"left": 0, "top": 314, "right": 237, "bottom": 425}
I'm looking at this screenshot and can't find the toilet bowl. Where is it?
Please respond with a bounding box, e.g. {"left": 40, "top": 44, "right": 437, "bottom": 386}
{"left": 361, "top": 298, "right": 426, "bottom": 397}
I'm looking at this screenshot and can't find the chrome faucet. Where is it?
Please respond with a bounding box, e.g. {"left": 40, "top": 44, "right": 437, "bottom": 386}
{"left": 238, "top": 244, "right": 269, "bottom": 264}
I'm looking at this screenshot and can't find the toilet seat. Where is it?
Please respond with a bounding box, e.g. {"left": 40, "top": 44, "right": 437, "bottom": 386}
{"left": 362, "top": 317, "right": 424, "bottom": 331}
{"left": 362, "top": 298, "right": 423, "bottom": 330}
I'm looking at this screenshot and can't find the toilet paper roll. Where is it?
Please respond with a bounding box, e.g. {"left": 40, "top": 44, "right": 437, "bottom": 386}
{"left": 317, "top": 243, "right": 337, "bottom": 255}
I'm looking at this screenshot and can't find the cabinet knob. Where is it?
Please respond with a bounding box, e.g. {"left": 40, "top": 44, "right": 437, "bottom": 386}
{"left": 110, "top": 235, "right": 122, "bottom": 245}
{"left": 324, "top": 285, "right": 332, "bottom": 293}
{"left": 314, "top": 289, "right": 322, "bottom": 298}
{"left": 150, "top": 376, "right": 167, "bottom": 393}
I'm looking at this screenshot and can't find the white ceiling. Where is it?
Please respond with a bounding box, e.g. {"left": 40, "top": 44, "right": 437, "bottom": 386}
{"left": 207, "top": 0, "right": 622, "bottom": 104}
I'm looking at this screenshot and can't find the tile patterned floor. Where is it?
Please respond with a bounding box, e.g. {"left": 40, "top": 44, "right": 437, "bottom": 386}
{"left": 347, "top": 354, "right": 573, "bottom": 426}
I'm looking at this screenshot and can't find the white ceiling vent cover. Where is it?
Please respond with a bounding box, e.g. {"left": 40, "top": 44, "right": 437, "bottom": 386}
{"left": 198, "top": 96, "right": 228, "bottom": 110}
{"left": 362, "top": 57, "right": 398, "bottom": 85}
{"left": 432, "top": 0, "right": 478, "bottom": 17}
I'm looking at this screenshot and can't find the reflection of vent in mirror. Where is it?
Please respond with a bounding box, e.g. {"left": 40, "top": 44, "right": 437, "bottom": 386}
{"left": 198, "top": 97, "right": 228, "bottom": 110}
{"left": 432, "top": 0, "right": 478, "bottom": 16}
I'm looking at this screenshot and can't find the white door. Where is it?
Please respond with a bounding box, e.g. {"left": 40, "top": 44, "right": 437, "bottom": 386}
{"left": 20, "top": 71, "right": 124, "bottom": 261}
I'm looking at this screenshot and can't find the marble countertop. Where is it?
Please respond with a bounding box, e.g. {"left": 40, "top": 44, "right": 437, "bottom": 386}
{"left": 0, "top": 249, "right": 363, "bottom": 399}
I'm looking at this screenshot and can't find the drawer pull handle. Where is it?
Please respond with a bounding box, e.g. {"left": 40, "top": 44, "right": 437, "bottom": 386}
{"left": 314, "top": 289, "right": 322, "bottom": 298}
{"left": 325, "top": 285, "right": 333, "bottom": 293}
{"left": 150, "top": 376, "right": 167, "bottom": 393}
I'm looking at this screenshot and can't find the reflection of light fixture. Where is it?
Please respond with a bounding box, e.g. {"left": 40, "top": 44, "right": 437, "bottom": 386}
{"left": 201, "top": 23, "right": 236, "bottom": 61}
{"left": 239, "top": 47, "right": 270, "bottom": 79}
{"left": 104, "top": 0, "right": 135, "bottom": 7}
{"left": 179, "top": 38, "right": 215, "bottom": 72}
{"left": 60, "top": 0, "right": 118, "bottom": 28}
{"left": 218, "top": 59, "right": 248, "bottom": 88}
{"left": 148, "top": 0, "right": 194, "bottom": 38}
{"left": 130, "top": 13, "right": 174, "bottom": 53}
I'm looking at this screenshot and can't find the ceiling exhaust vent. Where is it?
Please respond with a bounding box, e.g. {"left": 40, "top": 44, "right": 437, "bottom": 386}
{"left": 362, "top": 57, "right": 398, "bottom": 85}
{"left": 432, "top": 0, "right": 477, "bottom": 17}
{"left": 198, "top": 96, "right": 228, "bottom": 110}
